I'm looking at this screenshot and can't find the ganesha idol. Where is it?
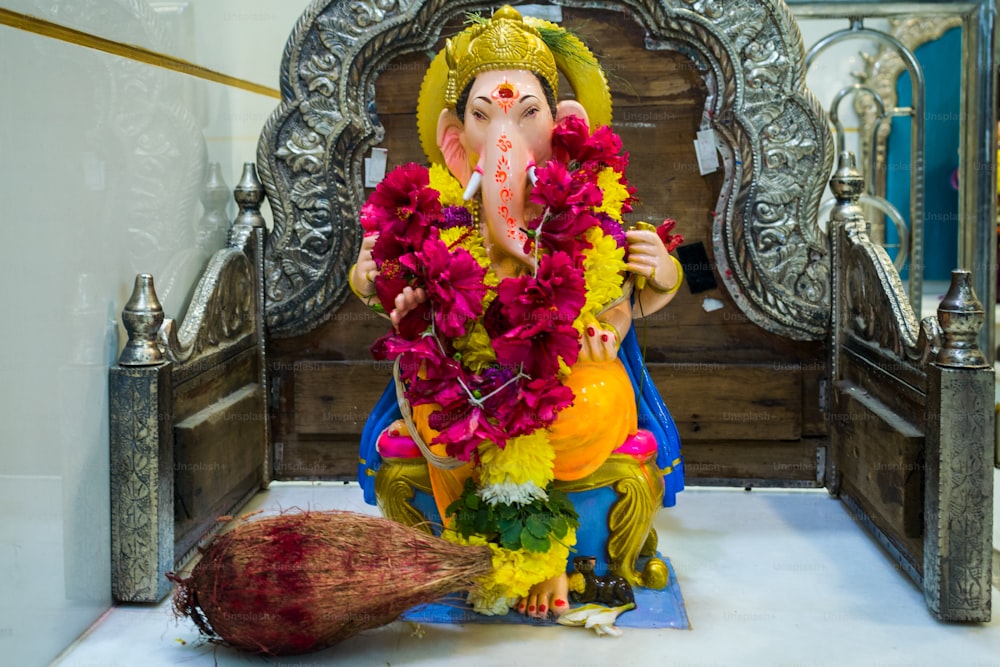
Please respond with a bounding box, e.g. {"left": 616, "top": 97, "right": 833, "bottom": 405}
{"left": 350, "top": 6, "right": 685, "bottom": 620}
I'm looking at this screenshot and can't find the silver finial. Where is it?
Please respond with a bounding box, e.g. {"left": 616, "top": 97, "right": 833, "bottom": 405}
{"left": 936, "top": 269, "right": 989, "bottom": 368}
{"left": 118, "top": 274, "right": 165, "bottom": 366}
{"left": 234, "top": 162, "right": 265, "bottom": 229}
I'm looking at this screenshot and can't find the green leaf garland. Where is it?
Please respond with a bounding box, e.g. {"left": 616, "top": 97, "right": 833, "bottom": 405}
{"left": 445, "top": 478, "right": 580, "bottom": 553}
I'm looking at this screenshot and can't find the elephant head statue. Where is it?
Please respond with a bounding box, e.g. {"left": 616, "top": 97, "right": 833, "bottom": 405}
{"left": 417, "top": 5, "right": 608, "bottom": 274}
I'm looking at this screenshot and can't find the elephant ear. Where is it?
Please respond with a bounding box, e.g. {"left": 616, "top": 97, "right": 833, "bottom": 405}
{"left": 556, "top": 100, "right": 589, "bottom": 127}
{"left": 436, "top": 109, "right": 472, "bottom": 187}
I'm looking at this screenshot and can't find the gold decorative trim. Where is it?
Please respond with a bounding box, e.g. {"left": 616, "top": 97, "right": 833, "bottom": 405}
{"left": 555, "top": 454, "right": 666, "bottom": 589}
{"left": 0, "top": 7, "right": 279, "bottom": 98}
{"left": 374, "top": 457, "right": 436, "bottom": 535}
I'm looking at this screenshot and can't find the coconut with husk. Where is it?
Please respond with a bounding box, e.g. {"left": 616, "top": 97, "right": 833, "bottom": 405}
{"left": 168, "top": 510, "right": 492, "bottom": 656}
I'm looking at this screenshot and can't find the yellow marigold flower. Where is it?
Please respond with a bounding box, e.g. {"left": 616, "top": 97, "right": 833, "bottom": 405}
{"left": 595, "top": 167, "right": 630, "bottom": 222}
{"left": 439, "top": 227, "right": 467, "bottom": 247}
{"left": 575, "top": 227, "right": 626, "bottom": 331}
{"left": 429, "top": 163, "right": 466, "bottom": 207}
{"left": 478, "top": 432, "right": 555, "bottom": 488}
{"left": 452, "top": 321, "right": 496, "bottom": 373}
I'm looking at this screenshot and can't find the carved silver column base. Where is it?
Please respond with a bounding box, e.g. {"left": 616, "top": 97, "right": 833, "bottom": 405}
{"left": 924, "top": 363, "right": 994, "bottom": 621}
{"left": 110, "top": 363, "right": 174, "bottom": 602}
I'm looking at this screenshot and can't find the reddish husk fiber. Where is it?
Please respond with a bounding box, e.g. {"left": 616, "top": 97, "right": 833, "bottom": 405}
{"left": 168, "top": 510, "right": 492, "bottom": 656}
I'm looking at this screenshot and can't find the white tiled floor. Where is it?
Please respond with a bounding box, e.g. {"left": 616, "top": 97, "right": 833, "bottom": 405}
{"left": 54, "top": 482, "right": 1000, "bottom": 667}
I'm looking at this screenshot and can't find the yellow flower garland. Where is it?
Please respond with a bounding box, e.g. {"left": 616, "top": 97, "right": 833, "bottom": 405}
{"left": 429, "top": 163, "right": 467, "bottom": 207}
{"left": 478, "top": 431, "right": 555, "bottom": 488}
{"left": 446, "top": 527, "right": 577, "bottom": 615}
{"left": 575, "top": 226, "right": 627, "bottom": 333}
{"left": 594, "top": 167, "right": 630, "bottom": 222}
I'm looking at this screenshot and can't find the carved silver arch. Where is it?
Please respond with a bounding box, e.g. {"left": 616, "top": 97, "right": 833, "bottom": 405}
{"left": 258, "top": 0, "right": 833, "bottom": 339}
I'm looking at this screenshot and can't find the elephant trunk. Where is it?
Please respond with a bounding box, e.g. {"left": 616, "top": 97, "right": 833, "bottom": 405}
{"left": 467, "top": 125, "right": 538, "bottom": 269}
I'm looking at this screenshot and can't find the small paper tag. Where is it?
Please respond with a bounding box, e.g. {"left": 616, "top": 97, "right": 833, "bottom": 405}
{"left": 702, "top": 297, "right": 724, "bottom": 312}
{"left": 694, "top": 129, "right": 719, "bottom": 175}
{"left": 365, "top": 147, "right": 388, "bottom": 187}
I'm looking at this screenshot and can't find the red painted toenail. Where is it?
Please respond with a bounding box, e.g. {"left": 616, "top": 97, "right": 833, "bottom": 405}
{"left": 601, "top": 333, "right": 609, "bottom": 342}
{"left": 539, "top": 605, "right": 547, "bottom": 613}
{"left": 587, "top": 326, "right": 595, "bottom": 337}
{"left": 528, "top": 605, "right": 535, "bottom": 612}
{"left": 554, "top": 599, "right": 566, "bottom": 607}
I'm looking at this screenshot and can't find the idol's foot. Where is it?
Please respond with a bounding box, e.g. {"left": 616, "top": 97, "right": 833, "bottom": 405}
{"left": 516, "top": 572, "right": 569, "bottom": 620}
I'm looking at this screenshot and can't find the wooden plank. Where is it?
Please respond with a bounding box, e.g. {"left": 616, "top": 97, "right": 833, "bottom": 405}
{"left": 174, "top": 384, "right": 264, "bottom": 532}
{"left": 649, "top": 363, "right": 802, "bottom": 440}
{"left": 294, "top": 360, "right": 395, "bottom": 435}
{"left": 833, "top": 381, "right": 925, "bottom": 542}
{"left": 295, "top": 361, "right": 795, "bottom": 440}
{"left": 172, "top": 347, "right": 259, "bottom": 422}
{"left": 683, "top": 440, "right": 819, "bottom": 483}
{"left": 273, "top": 436, "right": 362, "bottom": 481}
{"left": 288, "top": 360, "right": 801, "bottom": 441}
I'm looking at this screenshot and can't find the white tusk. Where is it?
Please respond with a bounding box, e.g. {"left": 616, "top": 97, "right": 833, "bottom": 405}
{"left": 526, "top": 163, "right": 538, "bottom": 185}
{"left": 463, "top": 169, "right": 483, "bottom": 201}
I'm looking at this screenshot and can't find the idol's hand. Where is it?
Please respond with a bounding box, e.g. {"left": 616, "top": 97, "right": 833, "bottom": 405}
{"left": 578, "top": 299, "right": 631, "bottom": 363}
{"left": 579, "top": 322, "right": 620, "bottom": 363}
{"left": 390, "top": 286, "right": 428, "bottom": 332}
{"left": 625, "top": 228, "right": 675, "bottom": 292}
{"left": 626, "top": 228, "right": 682, "bottom": 318}
{"left": 350, "top": 233, "right": 379, "bottom": 297}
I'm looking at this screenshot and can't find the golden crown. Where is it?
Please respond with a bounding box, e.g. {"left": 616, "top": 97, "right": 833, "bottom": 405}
{"left": 444, "top": 5, "right": 559, "bottom": 109}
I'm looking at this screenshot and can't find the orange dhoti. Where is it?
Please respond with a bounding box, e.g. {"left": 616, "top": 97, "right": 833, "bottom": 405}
{"left": 413, "top": 359, "right": 638, "bottom": 523}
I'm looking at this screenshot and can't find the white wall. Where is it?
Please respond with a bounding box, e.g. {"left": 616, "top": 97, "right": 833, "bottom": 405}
{"left": 0, "top": 2, "right": 305, "bottom": 665}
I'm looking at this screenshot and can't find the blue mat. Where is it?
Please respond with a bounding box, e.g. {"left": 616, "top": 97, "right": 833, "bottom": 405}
{"left": 401, "top": 555, "right": 688, "bottom": 630}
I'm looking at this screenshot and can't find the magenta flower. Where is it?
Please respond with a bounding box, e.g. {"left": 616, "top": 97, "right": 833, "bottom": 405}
{"left": 405, "top": 236, "right": 487, "bottom": 338}
{"left": 597, "top": 212, "right": 627, "bottom": 248}
{"left": 369, "top": 163, "right": 441, "bottom": 265}
{"left": 492, "top": 320, "right": 580, "bottom": 378}
{"left": 529, "top": 161, "right": 602, "bottom": 214}
{"left": 550, "top": 116, "right": 628, "bottom": 173}
{"left": 550, "top": 114, "right": 591, "bottom": 164}
{"left": 430, "top": 403, "right": 510, "bottom": 460}
{"left": 526, "top": 162, "right": 602, "bottom": 255}
{"left": 492, "top": 253, "right": 585, "bottom": 377}
{"left": 497, "top": 375, "right": 574, "bottom": 436}
{"left": 498, "top": 252, "right": 586, "bottom": 326}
